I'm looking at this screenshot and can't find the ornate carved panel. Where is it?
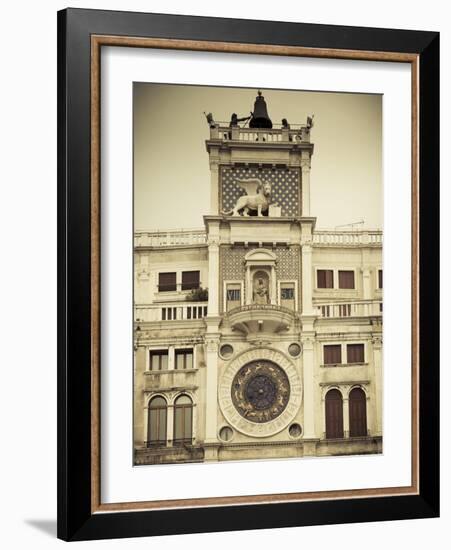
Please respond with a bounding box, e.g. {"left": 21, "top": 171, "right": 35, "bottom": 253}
{"left": 220, "top": 166, "right": 301, "bottom": 217}
{"left": 277, "top": 246, "right": 301, "bottom": 279}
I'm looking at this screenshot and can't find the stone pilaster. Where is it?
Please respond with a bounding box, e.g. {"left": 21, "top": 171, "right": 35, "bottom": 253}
{"left": 207, "top": 221, "right": 220, "bottom": 316}
{"left": 301, "top": 157, "right": 311, "bottom": 216}
{"left": 168, "top": 345, "right": 175, "bottom": 370}
{"left": 362, "top": 268, "right": 372, "bottom": 300}
{"left": 301, "top": 333, "right": 316, "bottom": 439}
{"left": 167, "top": 402, "right": 174, "bottom": 447}
{"left": 133, "top": 346, "right": 146, "bottom": 446}
{"left": 209, "top": 155, "right": 219, "bottom": 214}
{"left": 343, "top": 397, "right": 350, "bottom": 437}
{"left": 372, "top": 335, "right": 383, "bottom": 436}
{"left": 301, "top": 244, "right": 315, "bottom": 316}
{"left": 204, "top": 331, "right": 220, "bottom": 447}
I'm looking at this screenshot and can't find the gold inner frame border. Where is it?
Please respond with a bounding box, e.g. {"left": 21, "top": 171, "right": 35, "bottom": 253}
{"left": 90, "top": 34, "right": 419, "bottom": 514}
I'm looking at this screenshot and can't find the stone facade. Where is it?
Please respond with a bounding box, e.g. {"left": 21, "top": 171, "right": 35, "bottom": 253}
{"left": 134, "top": 99, "right": 383, "bottom": 465}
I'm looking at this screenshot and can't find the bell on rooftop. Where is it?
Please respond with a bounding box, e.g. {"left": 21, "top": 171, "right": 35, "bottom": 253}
{"left": 249, "top": 91, "right": 273, "bottom": 129}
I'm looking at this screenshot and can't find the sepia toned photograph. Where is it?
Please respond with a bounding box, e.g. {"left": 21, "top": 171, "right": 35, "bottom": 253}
{"left": 133, "top": 83, "right": 383, "bottom": 466}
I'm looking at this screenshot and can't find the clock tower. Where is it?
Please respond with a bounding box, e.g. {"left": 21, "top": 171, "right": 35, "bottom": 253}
{"left": 202, "top": 91, "right": 318, "bottom": 459}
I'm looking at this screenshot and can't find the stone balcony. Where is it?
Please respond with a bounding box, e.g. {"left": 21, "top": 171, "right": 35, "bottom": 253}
{"left": 313, "top": 230, "right": 382, "bottom": 247}
{"left": 225, "top": 304, "right": 298, "bottom": 335}
{"left": 134, "top": 228, "right": 207, "bottom": 249}
{"left": 317, "top": 300, "right": 382, "bottom": 319}
{"left": 135, "top": 302, "right": 208, "bottom": 323}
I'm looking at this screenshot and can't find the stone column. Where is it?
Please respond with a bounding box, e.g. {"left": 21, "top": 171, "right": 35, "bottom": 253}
{"left": 301, "top": 336, "right": 316, "bottom": 440}
{"left": 372, "top": 336, "right": 383, "bottom": 436}
{"left": 365, "top": 394, "right": 373, "bottom": 437}
{"left": 209, "top": 159, "right": 219, "bottom": 214}
{"left": 167, "top": 403, "right": 174, "bottom": 447}
{"left": 134, "top": 346, "right": 146, "bottom": 447}
{"left": 270, "top": 265, "right": 277, "bottom": 305}
{"left": 362, "top": 268, "right": 372, "bottom": 300}
{"left": 204, "top": 332, "right": 220, "bottom": 463}
{"left": 168, "top": 345, "right": 175, "bottom": 370}
{"left": 301, "top": 159, "right": 311, "bottom": 216}
{"left": 301, "top": 244, "right": 315, "bottom": 316}
{"left": 246, "top": 266, "right": 252, "bottom": 305}
{"left": 207, "top": 239, "right": 220, "bottom": 316}
{"left": 321, "top": 394, "right": 327, "bottom": 438}
{"left": 343, "top": 396, "right": 350, "bottom": 438}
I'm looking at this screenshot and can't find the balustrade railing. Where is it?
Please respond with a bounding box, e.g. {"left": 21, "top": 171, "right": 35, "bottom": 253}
{"left": 135, "top": 302, "right": 208, "bottom": 322}
{"left": 135, "top": 229, "right": 381, "bottom": 248}
{"left": 135, "top": 229, "right": 207, "bottom": 248}
{"left": 318, "top": 300, "right": 382, "bottom": 318}
{"left": 313, "top": 230, "right": 382, "bottom": 246}
{"left": 215, "top": 125, "right": 305, "bottom": 143}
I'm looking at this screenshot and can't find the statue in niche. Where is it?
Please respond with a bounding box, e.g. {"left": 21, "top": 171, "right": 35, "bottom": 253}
{"left": 253, "top": 277, "right": 269, "bottom": 305}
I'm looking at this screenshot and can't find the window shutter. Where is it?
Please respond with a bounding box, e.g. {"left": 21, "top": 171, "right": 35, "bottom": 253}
{"left": 175, "top": 349, "right": 193, "bottom": 370}
{"left": 324, "top": 344, "right": 342, "bottom": 365}
{"left": 338, "top": 270, "right": 355, "bottom": 289}
{"left": 182, "top": 271, "right": 200, "bottom": 290}
{"left": 317, "top": 270, "right": 334, "bottom": 288}
{"left": 158, "top": 272, "right": 176, "bottom": 291}
{"left": 347, "top": 344, "right": 364, "bottom": 363}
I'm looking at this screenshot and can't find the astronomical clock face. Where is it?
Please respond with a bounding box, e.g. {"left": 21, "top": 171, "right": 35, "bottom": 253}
{"left": 219, "top": 348, "right": 302, "bottom": 438}
{"left": 231, "top": 360, "right": 290, "bottom": 423}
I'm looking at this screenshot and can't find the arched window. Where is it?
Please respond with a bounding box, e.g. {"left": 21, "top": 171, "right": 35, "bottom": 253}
{"left": 147, "top": 396, "right": 167, "bottom": 447}
{"left": 325, "top": 389, "right": 343, "bottom": 439}
{"left": 349, "top": 387, "right": 367, "bottom": 437}
{"left": 173, "top": 394, "right": 193, "bottom": 445}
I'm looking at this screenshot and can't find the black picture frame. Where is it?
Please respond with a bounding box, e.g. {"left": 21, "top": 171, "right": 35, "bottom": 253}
{"left": 57, "top": 8, "right": 439, "bottom": 541}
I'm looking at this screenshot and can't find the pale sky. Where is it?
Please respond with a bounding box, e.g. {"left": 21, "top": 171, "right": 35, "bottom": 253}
{"left": 134, "top": 83, "right": 382, "bottom": 230}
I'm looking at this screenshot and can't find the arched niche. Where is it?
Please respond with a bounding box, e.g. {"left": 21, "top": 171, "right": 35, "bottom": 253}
{"left": 244, "top": 248, "right": 277, "bottom": 305}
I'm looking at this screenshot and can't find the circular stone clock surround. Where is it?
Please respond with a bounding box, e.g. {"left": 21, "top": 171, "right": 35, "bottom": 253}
{"left": 219, "top": 348, "right": 302, "bottom": 438}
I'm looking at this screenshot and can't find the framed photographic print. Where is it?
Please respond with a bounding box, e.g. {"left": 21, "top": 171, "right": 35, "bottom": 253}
{"left": 57, "top": 8, "right": 439, "bottom": 541}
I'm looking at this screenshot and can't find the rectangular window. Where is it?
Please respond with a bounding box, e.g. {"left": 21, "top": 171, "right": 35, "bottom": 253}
{"left": 378, "top": 269, "right": 383, "bottom": 289}
{"left": 347, "top": 343, "right": 365, "bottom": 363}
{"left": 181, "top": 270, "right": 200, "bottom": 291}
{"left": 158, "top": 272, "right": 176, "bottom": 292}
{"left": 175, "top": 349, "right": 194, "bottom": 370}
{"left": 317, "top": 269, "right": 334, "bottom": 289}
{"left": 149, "top": 350, "right": 168, "bottom": 371}
{"left": 226, "top": 283, "right": 241, "bottom": 311}
{"left": 324, "top": 344, "right": 342, "bottom": 365}
{"left": 338, "top": 270, "right": 355, "bottom": 289}
{"left": 280, "top": 282, "right": 295, "bottom": 310}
